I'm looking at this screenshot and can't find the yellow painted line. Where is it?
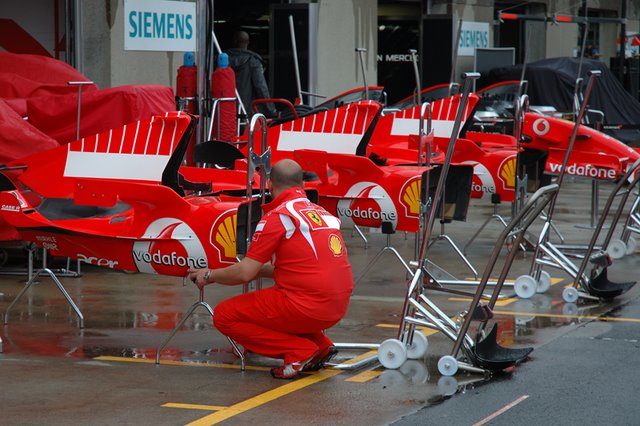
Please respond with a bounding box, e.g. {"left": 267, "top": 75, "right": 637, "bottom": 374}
{"left": 185, "top": 369, "right": 342, "bottom": 425}
{"left": 493, "top": 310, "right": 640, "bottom": 323}
{"left": 162, "top": 403, "right": 227, "bottom": 411}
{"left": 448, "top": 297, "right": 517, "bottom": 306}
{"left": 334, "top": 350, "right": 378, "bottom": 366}
{"left": 345, "top": 370, "right": 382, "bottom": 383}
{"left": 375, "top": 324, "right": 439, "bottom": 336}
{"left": 94, "top": 356, "right": 270, "bottom": 371}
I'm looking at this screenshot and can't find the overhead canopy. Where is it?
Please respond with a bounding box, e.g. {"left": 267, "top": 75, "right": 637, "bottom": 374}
{"left": 481, "top": 57, "right": 640, "bottom": 145}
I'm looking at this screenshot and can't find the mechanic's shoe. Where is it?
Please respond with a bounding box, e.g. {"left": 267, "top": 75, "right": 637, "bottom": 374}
{"left": 270, "top": 355, "right": 315, "bottom": 380}
{"left": 303, "top": 346, "right": 338, "bottom": 372}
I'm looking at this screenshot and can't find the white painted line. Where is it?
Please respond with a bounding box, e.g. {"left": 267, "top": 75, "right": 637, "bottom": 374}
{"left": 473, "top": 395, "right": 529, "bottom": 426}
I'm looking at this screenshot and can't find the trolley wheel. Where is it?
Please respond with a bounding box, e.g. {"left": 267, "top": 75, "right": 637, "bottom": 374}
{"left": 437, "top": 355, "right": 459, "bottom": 376}
{"left": 626, "top": 237, "right": 638, "bottom": 255}
{"left": 514, "top": 275, "right": 537, "bottom": 299}
{"left": 402, "top": 330, "right": 428, "bottom": 359}
{"left": 437, "top": 376, "right": 459, "bottom": 396}
{"left": 562, "top": 286, "right": 579, "bottom": 303}
{"left": 562, "top": 302, "right": 578, "bottom": 316}
{"left": 536, "top": 270, "right": 552, "bottom": 294}
{"left": 607, "top": 239, "right": 627, "bottom": 260}
{"left": 400, "top": 360, "right": 429, "bottom": 384}
{"left": 378, "top": 338, "right": 407, "bottom": 369}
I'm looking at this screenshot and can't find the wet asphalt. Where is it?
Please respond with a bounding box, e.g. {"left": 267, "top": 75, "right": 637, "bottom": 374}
{"left": 0, "top": 176, "right": 639, "bottom": 425}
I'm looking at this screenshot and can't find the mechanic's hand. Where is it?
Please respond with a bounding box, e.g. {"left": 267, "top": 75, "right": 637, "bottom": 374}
{"left": 187, "top": 268, "right": 211, "bottom": 290}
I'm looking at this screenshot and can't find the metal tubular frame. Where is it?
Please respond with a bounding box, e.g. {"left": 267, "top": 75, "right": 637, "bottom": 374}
{"left": 396, "top": 184, "right": 558, "bottom": 376}
{"left": 519, "top": 71, "right": 636, "bottom": 300}
{"left": 619, "top": 191, "right": 640, "bottom": 248}
{"left": 207, "top": 97, "right": 238, "bottom": 141}
{"left": 4, "top": 268, "right": 85, "bottom": 329}
{"left": 421, "top": 73, "right": 480, "bottom": 279}
{"left": 564, "top": 159, "right": 640, "bottom": 298}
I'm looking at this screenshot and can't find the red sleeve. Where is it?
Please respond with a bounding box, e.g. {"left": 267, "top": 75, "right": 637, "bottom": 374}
{"left": 245, "top": 214, "right": 283, "bottom": 263}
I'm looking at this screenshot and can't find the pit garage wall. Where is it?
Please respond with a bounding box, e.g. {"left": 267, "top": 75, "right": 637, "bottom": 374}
{"left": 315, "top": 0, "right": 378, "bottom": 100}
{"left": 83, "top": 0, "right": 375, "bottom": 98}
{"left": 79, "top": 0, "right": 640, "bottom": 91}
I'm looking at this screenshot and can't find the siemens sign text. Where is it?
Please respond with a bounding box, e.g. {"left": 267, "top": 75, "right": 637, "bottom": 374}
{"left": 124, "top": 0, "right": 196, "bottom": 52}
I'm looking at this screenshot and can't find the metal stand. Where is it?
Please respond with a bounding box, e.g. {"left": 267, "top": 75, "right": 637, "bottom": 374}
{"left": 575, "top": 179, "right": 609, "bottom": 230}
{"left": 355, "top": 222, "right": 413, "bottom": 285}
{"left": 463, "top": 194, "right": 509, "bottom": 255}
{"left": 428, "top": 215, "right": 478, "bottom": 278}
{"left": 351, "top": 225, "right": 369, "bottom": 249}
{"left": 155, "top": 287, "right": 245, "bottom": 369}
{"left": 4, "top": 268, "right": 84, "bottom": 328}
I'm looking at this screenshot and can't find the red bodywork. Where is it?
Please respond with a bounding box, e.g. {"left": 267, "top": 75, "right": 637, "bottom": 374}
{"left": 474, "top": 80, "right": 640, "bottom": 181}
{"left": 237, "top": 100, "right": 431, "bottom": 233}
{"left": 367, "top": 93, "right": 520, "bottom": 202}
{"left": 0, "top": 112, "right": 259, "bottom": 276}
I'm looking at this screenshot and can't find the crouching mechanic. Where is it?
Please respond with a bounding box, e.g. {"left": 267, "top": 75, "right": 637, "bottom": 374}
{"left": 188, "top": 159, "right": 354, "bottom": 379}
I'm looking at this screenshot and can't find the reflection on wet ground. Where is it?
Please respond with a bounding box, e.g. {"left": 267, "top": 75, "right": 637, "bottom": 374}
{"left": 0, "top": 178, "right": 639, "bottom": 425}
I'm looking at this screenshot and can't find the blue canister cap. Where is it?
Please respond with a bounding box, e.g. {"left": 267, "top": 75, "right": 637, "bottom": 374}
{"left": 183, "top": 52, "right": 195, "bottom": 67}
{"left": 218, "top": 52, "right": 229, "bottom": 68}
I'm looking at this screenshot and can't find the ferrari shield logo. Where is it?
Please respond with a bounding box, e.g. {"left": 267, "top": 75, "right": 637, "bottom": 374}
{"left": 306, "top": 211, "right": 324, "bottom": 226}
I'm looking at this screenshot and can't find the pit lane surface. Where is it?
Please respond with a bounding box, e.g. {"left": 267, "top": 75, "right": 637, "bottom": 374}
{"left": 0, "top": 177, "right": 638, "bottom": 425}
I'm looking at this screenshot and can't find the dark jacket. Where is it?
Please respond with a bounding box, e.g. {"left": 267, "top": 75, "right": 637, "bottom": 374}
{"left": 225, "top": 48, "right": 276, "bottom": 116}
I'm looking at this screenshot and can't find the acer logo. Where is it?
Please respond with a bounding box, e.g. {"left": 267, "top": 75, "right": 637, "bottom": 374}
{"left": 77, "top": 253, "right": 119, "bottom": 268}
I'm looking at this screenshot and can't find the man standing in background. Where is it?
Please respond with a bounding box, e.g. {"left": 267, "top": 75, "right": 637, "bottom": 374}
{"left": 226, "top": 30, "right": 277, "bottom": 117}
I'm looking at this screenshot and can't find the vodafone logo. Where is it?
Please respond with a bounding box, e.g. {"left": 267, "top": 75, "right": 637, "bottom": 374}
{"left": 133, "top": 218, "right": 207, "bottom": 275}
{"left": 532, "top": 118, "right": 550, "bottom": 136}
{"left": 335, "top": 182, "right": 398, "bottom": 229}
{"left": 460, "top": 161, "right": 496, "bottom": 199}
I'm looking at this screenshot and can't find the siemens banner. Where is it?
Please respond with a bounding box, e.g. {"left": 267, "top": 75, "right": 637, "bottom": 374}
{"left": 124, "top": 0, "right": 196, "bottom": 51}
{"left": 458, "top": 21, "right": 490, "bottom": 56}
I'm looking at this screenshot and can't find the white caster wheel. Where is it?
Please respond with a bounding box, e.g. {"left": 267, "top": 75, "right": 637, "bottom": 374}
{"left": 607, "top": 239, "right": 627, "bottom": 260}
{"left": 536, "top": 270, "right": 552, "bottom": 294}
{"left": 437, "top": 355, "right": 459, "bottom": 376}
{"left": 378, "top": 338, "right": 407, "bottom": 369}
{"left": 626, "top": 237, "right": 637, "bottom": 255}
{"left": 562, "top": 302, "right": 578, "bottom": 316}
{"left": 402, "top": 330, "right": 428, "bottom": 359}
{"left": 400, "top": 360, "right": 429, "bottom": 384}
{"left": 514, "top": 275, "right": 537, "bottom": 299}
{"left": 562, "top": 287, "right": 579, "bottom": 303}
{"left": 437, "top": 376, "right": 459, "bottom": 396}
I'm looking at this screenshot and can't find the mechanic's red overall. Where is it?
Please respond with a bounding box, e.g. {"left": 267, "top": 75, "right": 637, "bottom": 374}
{"left": 213, "top": 187, "right": 354, "bottom": 364}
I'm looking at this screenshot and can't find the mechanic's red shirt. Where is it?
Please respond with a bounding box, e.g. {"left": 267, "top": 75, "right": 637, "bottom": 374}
{"left": 247, "top": 187, "right": 354, "bottom": 320}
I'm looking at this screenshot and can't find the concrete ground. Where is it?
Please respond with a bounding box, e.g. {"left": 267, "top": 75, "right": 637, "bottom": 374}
{"left": 0, "top": 176, "right": 639, "bottom": 425}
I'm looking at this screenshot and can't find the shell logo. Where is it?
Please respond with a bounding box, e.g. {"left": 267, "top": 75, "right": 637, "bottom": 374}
{"left": 210, "top": 209, "right": 238, "bottom": 264}
{"left": 329, "top": 234, "right": 344, "bottom": 256}
{"left": 132, "top": 218, "right": 207, "bottom": 275}
{"left": 335, "top": 182, "right": 398, "bottom": 229}
{"left": 399, "top": 177, "right": 421, "bottom": 217}
{"left": 498, "top": 156, "right": 517, "bottom": 189}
